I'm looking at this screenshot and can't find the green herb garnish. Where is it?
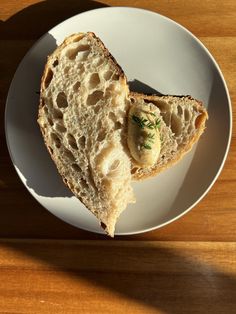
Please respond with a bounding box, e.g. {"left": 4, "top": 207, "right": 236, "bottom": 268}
{"left": 155, "top": 118, "right": 161, "bottom": 129}
{"left": 147, "top": 133, "right": 155, "bottom": 143}
{"left": 142, "top": 143, "right": 152, "bottom": 150}
{"left": 132, "top": 115, "right": 147, "bottom": 129}
{"left": 131, "top": 113, "right": 161, "bottom": 150}
{"left": 132, "top": 114, "right": 161, "bottom": 130}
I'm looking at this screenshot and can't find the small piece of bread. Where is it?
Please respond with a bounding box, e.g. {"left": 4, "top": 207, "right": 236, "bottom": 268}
{"left": 38, "top": 32, "right": 135, "bottom": 237}
{"left": 129, "top": 92, "right": 208, "bottom": 180}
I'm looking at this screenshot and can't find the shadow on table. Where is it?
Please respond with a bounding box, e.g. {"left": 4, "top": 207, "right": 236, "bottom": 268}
{"left": 0, "top": 0, "right": 108, "bottom": 39}
{"left": 2, "top": 239, "right": 236, "bottom": 314}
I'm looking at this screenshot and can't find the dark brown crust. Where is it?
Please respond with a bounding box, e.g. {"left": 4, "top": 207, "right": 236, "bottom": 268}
{"left": 129, "top": 92, "right": 208, "bottom": 180}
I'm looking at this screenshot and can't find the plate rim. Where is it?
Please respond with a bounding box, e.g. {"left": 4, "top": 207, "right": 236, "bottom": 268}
{"left": 4, "top": 6, "right": 233, "bottom": 236}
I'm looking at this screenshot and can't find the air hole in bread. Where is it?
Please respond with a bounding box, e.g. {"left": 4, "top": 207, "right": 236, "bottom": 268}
{"left": 154, "top": 100, "right": 170, "bottom": 113}
{"left": 177, "top": 105, "right": 183, "bottom": 116}
{"left": 184, "top": 109, "right": 190, "bottom": 121}
{"left": 52, "top": 108, "right": 63, "bottom": 119}
{"left": 108, "top": 112, "right": 116, "bottom": 123}
{"left": 89, "top": 73, "right": 100, "bottom": 89}
{"left": 131, "top": 167, "right": 139, "bottom": 175}
{"left": 73, "top": 81, "right": 81, "bottom": 92}
{"left": 97, "top": 130, "right": 106, "bottom": 142}
{"left": 170, "top": 114, "right": 182, "bottom": 136}
{"left": 44, "top": 68, "right": 53, "bottom": 89}
{"left": 78, "top": 136, "right": 86, "bottom": 148}
{"left": 72, "top": 163, "right": 81, "bottom": 172}
{"left": 112, "top": 73, "right": 119, "bottom": 81}
{"left": 56, "top": 92, "right": 68, "bottom": 108}
{"left": 162, "top": 113, "right": 171, "bottom": 126}
{"left": 66, "top": 45, "right": 90, "bottom": 60}
{"left": 187, "top": 125, "right": 192, "bottom": 133}
{"left": 77, "top": 44, "right": 90, "bottom": 52}
{"left": 103, "top": 70, "right": 113, "bottom": 81}
{"left": 67, "top": 134, "right": 78, "bottom": 150}
{"left": 50, "top": 132, "right": 61, "bottom": 148}
{"left": 52, "top": 59, "right": 58, "bottom": 67}
{"left": 55, "top": 122, "right": 66, "bottom": 133}
{"left": 114, "top": 121, "right": 122, "bottom": 130}
{"left": 86, "top": 90, "right": 103, "bottom": 106}
{"left": 64, "top": 148, "right": 75, "bottom": 162}
{"left": 80, "top": 178, "right": 89, "bottom": 190}
{"left": 43, "top": 106, "right": 48, "bottom": 113}
{"left": 47, "top": 117, "right": 53, "bottom": 126}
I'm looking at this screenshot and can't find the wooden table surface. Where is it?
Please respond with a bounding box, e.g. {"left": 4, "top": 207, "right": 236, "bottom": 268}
{"left": 1, "top": 1, "right": 236, "bottom": 313}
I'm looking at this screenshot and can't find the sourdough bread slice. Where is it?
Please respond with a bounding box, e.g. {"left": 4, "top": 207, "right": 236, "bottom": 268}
{"left": 130, "top": 92, "right": 208, "bottom": 180}
{"left": 38, "top": 32, "right": 135, "bottom": 237}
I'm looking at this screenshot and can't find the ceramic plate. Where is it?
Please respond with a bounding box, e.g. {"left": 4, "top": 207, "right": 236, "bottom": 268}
{"left": 5, "top": 7, "right": 232, "bottom": 235}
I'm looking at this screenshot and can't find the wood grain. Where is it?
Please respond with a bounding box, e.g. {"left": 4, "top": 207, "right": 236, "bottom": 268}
{"left": 0, "top": 1, "right": 236, "bottom": 312}
{"left": 0, "top": 240, "right": 236, "bottom": 314}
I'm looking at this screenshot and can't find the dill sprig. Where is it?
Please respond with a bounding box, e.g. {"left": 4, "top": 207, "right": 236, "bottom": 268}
{"left": 142, "top": 143, "right": 152, "bottom": 150}
{"left": 131, "top": 115, "right": 147, "bottom": 129}
{"left": 131, "top": 113, "right": 161, "bottom": 150}
{"left": 132, "top": 114, "right": 161, "bottom": 130}
{"left": 147, "top": 132, "right": 155, "bottom": 143}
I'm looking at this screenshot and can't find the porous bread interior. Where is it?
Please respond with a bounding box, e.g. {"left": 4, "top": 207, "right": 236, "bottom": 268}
{"left": 131, "top": 95, "right": 206, "bottom": 178}
{"left": 38, "top": 33, "right": 135, "bottom": 237}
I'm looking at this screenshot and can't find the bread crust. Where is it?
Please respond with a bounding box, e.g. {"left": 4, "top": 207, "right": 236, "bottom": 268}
{"left": 130, "top": 92, "right": 208, "bottom": 180}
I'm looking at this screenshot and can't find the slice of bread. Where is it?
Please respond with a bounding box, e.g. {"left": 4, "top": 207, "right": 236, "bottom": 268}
{"left": 38, "top": 32, "right": 135, "bottom": 237}
{"left": 129, "top": 92, "right": 208, "bottom": 180}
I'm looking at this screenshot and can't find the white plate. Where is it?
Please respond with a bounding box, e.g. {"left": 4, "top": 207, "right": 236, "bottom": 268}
{"left": 5, "top": 7, "right": 232, "bottom": 235}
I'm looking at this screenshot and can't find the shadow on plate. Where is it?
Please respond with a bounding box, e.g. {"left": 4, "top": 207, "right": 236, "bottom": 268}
{"left": 6, "top": 32, "right": 73, "bottom": 198}
{"left": 128, "top": 79, "right": 164, "bottom": 96}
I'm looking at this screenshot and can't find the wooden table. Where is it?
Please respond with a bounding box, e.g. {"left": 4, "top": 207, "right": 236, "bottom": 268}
{"left": 1, "top": 1, "right": 235, "bottom": 313}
